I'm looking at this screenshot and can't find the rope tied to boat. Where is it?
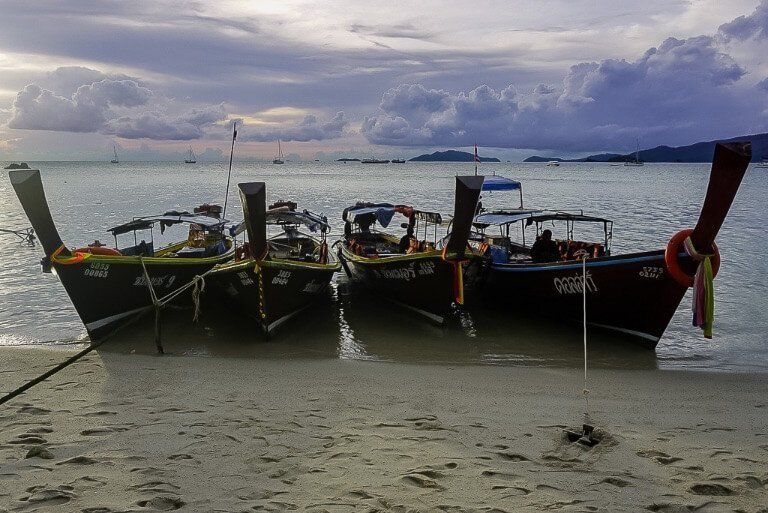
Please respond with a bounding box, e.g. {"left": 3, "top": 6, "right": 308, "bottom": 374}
{"left": 581, "top": 255, "right": 590, "bottom": 423}
{"left": 683, "top": 236, "right": 716, "bottom": 339}
{"left": 191, "top": 275, "right": 206, "bottom": 322}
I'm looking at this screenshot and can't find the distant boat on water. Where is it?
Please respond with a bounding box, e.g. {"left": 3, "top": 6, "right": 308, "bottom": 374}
{"left": 184, "top": 147, "right": 197, "bottom": 164}
{"left": 625, "top": 140, "right": 644, "bottom": 166}
{"left": 391, "top": 159, "right": 406, "bottom": 164}
{"left": 361, "top": 158, "right": 390, "bottom": 164}
{"left": 546, "top": 161, "right": 560, "bottom": 167}
{"left": 110, "top": 145, "right": 119, "bottom": 164}
{"left": 273, "top": 140, "right": 285, "bottom": 164}
{"left": 4, "top": 162, "right": 30, "bottom": 170}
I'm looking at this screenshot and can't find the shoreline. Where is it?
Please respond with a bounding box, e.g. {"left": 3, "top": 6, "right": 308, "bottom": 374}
{"left": 1, "top": 346, "right": 767, "bottom": 511}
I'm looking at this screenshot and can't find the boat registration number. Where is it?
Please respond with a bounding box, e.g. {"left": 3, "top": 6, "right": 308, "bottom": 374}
{"left": 639, "top": 266, "right": 664, "bottom": 279}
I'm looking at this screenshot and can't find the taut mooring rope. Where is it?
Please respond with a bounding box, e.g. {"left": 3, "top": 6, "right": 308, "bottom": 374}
{"left": 582, "top": 255, "right": 591, "bottom": 423}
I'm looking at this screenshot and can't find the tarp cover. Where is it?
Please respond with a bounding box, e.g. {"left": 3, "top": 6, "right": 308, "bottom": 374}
{"left": 344, "top": 204, "right": 397, "bottom": 228}
{"left": 481, "top": 176, "right": 521, "bottom": 191}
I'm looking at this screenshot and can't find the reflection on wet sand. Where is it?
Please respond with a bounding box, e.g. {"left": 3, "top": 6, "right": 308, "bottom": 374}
{"left": 98, "top": 277, "right": 658, "bottom": 370}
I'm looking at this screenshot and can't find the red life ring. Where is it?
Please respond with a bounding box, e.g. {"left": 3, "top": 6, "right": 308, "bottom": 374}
{"left": 664, "top": 229, "right": 720, "bottom": 288}
{"left": 74, "top": 246, "right": 122, "bottom": 256}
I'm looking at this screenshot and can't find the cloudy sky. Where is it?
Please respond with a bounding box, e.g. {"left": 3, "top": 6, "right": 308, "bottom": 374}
{"left": 1, "top": 0, "right": 768, "bottom": 160}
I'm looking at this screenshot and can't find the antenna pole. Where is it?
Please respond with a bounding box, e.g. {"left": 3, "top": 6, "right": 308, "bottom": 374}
{"left": 222, "top": 122, "right": 238, "bottom": 220}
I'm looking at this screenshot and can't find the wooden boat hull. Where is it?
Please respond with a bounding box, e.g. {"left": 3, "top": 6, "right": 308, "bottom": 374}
{"left": 468, "top": 250, "right": 690, "bottom": 348}
{"left": 210, "top": 258, "right": 339, "bottom": 336}
{"left": 339, "top": 246, "right": 469, "bottom": 324}
{"left": 50, "top": 251, "right": 232, "bottom": 341}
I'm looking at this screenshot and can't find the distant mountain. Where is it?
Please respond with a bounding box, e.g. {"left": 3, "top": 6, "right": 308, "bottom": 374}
{"left": 410, "top": 150, "right": 500, "bottom": 162}
{"left": 524, "top": 133, "right": 768, "bottom": 163}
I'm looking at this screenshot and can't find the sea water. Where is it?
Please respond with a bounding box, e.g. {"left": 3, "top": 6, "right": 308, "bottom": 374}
{"left": 1, "top": 160, "right": 765, "bottom": 371}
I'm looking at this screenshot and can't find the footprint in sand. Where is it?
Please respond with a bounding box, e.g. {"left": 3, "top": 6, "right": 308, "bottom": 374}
{"left": 18, "top": 487, "right": 75, "bottom": 507}
{"left": 688, "top": 483, "right": 734, "bottom": 496}
{"left": 496, "top": 452, "right": 530, "bottom": 462}
{"left": 401, "top": 473, "right": 445, "bottom": 490}
{"left": 636, "top": 450, "right": 683, "bottom": 465}
{"left": 599, "top": 477, "right": 632, "bottom": 488}
{"left": 136, "top": 496, "right": 185, "bottom": 510}
{"left": 56, "top": 456, "right": 99, "bottom": 466}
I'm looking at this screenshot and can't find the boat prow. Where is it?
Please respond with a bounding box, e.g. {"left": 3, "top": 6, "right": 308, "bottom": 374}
{"left": 209, "top": 182, "right": 339, "bottom": 337}
{"left": 338, "top": 175, "right": 483, "bottom": 324}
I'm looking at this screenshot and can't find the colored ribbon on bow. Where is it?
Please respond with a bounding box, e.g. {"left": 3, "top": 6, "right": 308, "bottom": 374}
{"left": 683, "top": 236, "right": 715, "bottom": 338}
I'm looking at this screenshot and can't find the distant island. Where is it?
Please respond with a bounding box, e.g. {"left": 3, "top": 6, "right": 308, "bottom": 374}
{"left": 525, "top": 132, "right": 768, "bottom": 163}
{"left": 336, "top": 158, "right": 360, "bottom": 162}
{"left": 410, "top": 150, "right": 500, "bottom": 162}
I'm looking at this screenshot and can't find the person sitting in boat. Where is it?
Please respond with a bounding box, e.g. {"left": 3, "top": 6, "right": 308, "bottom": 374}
{"left": 398, "top": 226, "right": 416, "bottom": 253}
{"left": 530, "top": 229, "right": 560, "bottom": 263}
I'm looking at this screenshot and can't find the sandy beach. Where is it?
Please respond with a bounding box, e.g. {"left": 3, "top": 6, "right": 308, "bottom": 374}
{"left": 0, "top": 347, "right": 766, "bottom": 512}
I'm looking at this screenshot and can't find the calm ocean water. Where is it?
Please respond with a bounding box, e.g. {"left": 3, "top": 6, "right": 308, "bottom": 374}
{"left": 1, "top": 160, "right": 766, "bottom": 372}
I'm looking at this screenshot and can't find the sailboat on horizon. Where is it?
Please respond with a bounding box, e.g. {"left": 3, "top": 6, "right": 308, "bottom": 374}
{"left": 273, "top": 140, "right": 285, "bottom": 164}
{"left": 184, "top": 146, "right": 197, "bottom": 164}
{"left": 625, "top": 139, "right": 644, "bottom": 166}
{"left": 110, "top": 145, "right": 119, "bottom": 164}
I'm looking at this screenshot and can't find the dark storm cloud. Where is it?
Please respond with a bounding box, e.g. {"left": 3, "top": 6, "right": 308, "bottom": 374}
{"left": 363, "top": 33, "right": 761, "bottom": 151}
{"left": 719, "top": 0, "right": 768, "bottom": 41}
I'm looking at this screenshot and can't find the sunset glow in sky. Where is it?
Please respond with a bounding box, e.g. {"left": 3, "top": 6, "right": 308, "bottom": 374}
{"left": 1, "top": 0, "right": 768, "bottom": 160}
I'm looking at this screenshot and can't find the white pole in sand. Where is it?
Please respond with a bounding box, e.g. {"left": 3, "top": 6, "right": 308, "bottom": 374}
{"left": 582, "top": 255, "right": 590, "bottom": 422}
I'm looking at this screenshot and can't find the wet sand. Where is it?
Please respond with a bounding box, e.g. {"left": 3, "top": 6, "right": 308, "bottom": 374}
{"left": 1, "top": 346, "right": 766, "bottom": 512}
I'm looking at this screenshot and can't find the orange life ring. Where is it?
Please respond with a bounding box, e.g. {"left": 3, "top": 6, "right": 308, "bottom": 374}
{"left": 74, "top": 246, "right": 122, "bottom": 256}
{"left": 664, "top": 229, "right": 720, "bottom": 288}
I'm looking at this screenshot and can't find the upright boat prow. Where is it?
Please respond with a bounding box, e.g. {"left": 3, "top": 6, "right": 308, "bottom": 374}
{"left": 10, "top": 169, "right": 234, "bottom": 342}
{"left": 338, "top": 175, "right": 483, "bottom": 323}
{"left": 209, "top": 182, "right": 339, "bottom": 337}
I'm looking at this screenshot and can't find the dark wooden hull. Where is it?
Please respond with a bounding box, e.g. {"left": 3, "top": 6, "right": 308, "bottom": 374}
{"left": 339, "top": 246, "right": 468, "bottom": 324}
{"left": 51, "top": 250, "right": 233, "bottom": 341}
{"left": 468, "top": 250, "right": 690, "bottom": 348}
{"left": 210, "top": 258, "right": 339, "bottom": 336}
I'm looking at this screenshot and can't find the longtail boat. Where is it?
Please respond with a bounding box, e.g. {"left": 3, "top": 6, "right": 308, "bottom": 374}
{"left": 9, "top": 169, "right": 234, "bottom": 342}
{"left": 337, "top": 176, "right": 484, "bottom": 324}
{"left": 468, "top": 142, "right": 751, "bottom": 348}
{"left": 208, "top": 182, "right": 340, "bottom": 336}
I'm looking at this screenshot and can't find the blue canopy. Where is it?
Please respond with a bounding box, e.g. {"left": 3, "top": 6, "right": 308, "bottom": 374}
{"left": 481, "top": 176, "right": 521, "bottom": 191}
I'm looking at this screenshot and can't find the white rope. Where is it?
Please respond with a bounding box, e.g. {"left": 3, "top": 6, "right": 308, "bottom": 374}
{"left": 139, "top": 256, "right": 212, "bottom": 310}
{"left": 582, "top": 255, "right": 591, "bottom": 423}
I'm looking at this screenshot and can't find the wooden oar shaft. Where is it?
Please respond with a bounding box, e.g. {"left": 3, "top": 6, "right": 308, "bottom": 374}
{"left": 691, "top": 142, "right": 751, "bottom": 252}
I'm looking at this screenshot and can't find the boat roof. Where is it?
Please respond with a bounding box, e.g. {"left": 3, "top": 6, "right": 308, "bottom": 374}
{"left": 474, "top": 209, "right": 611, "bottom": 228}
{"left": 343, "top": 203, "right": 441, "bottom": 228}
{"left": 481, "top": 175, "right": 521, "bottom": 191}
{"left": 230, "top": 208, "right": 330, "bottom": 236}
{"left": 108, "top": 212, "right": 226, "bottom": 235}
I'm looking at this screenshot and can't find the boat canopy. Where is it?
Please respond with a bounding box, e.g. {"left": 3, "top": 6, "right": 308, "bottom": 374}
{"left": 481, "top": 176, "right": 521, "bottom": 191}
{"left": 473, "top": 209, "right": 543, "bottom": 228}
{"left": 474, "top": 209, "right": 610, "bottom": 228}
{"left": 343, "top": 203, "right": 439, "bottom": 228}
{"left": 108, "top": 212, "right": 226, "bottom": 236}
{"left": 230, "top": 208, "right": 330, "bottom": 236}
